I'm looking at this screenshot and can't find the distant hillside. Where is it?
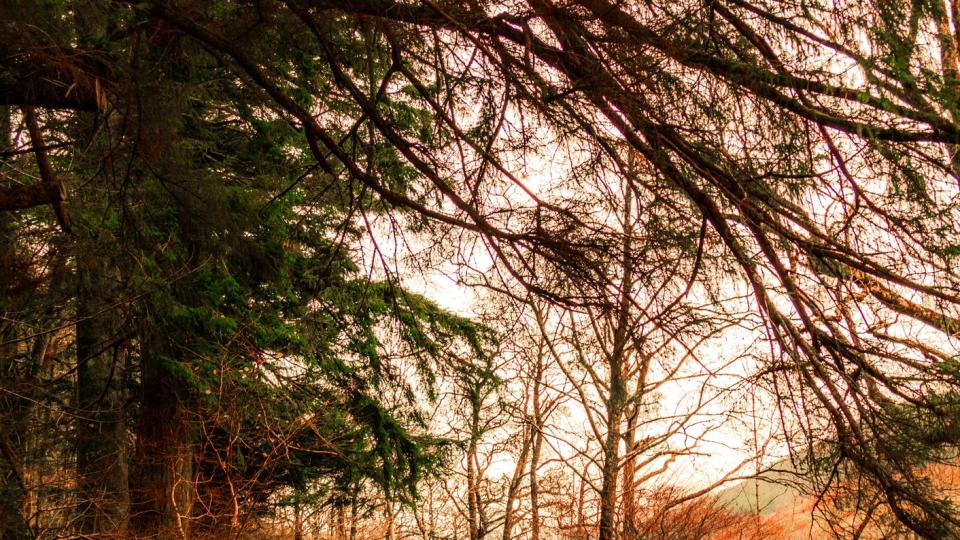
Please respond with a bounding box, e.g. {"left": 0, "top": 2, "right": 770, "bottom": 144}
{"left": 713, "top": 458, "right": 824, "bottom": 539}
{"left": 716, "top": 460, "right": 804, "bottom": 516}
{"left": 712, "top": 456, "right": 960, "bottom": 539}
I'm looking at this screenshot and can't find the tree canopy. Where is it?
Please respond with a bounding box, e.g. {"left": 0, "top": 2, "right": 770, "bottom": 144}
{"left": 4, "top": 0, "right": 960, "bottom": 538}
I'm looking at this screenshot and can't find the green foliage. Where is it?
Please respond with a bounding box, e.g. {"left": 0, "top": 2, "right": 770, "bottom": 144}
{"left": 3, "top": 0, "right": 496, "bottom": 521}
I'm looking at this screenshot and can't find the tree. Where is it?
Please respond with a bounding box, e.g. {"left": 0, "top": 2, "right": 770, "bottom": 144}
{"left": 128, "top": 2, "right": 960, "bottom": 535}
{"left": 5, "top": 0, "right": 960, "bottom": 537}
{"left": 1, "top": 2, "right": 492, "bottom": 538}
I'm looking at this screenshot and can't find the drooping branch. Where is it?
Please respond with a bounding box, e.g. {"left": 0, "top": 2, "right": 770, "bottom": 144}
{"left": 0, "top": 68, "right": 105, "bottom": 111}
{"left": 22, "top": 107, "right": 69, "bottom": 232}
{"left": 0, "top": 182, "right": 63, "bottom": 213}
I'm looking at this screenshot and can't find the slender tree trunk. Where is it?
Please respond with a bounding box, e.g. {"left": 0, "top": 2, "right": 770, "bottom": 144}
{"left": 620, "top": 410, "right": 638, "bottom": 537}
{"left": 294, "top": 500, "right": 303, "bottom": 540}
{"left": 598, "top": 398, "right": 623, "bottom": 540}
{"left": 349, "top": 494, "right": 358, "bottom": 540}
{"left": 129, "top": 352, "right": 193, "bottom": 539}
{"left": 599, "top": 185, "right": 634, "bottom": 540}
{"left": 501, "top": 424, "right": 531, "bottom": 540}
{"left": 466, "top": 386, "right": 481, "bottom": 540}
{"left": 576, "top": 475, "right": 586, "bottom": 537}
{"left": 76, "top": 249, "right": 130, "bottom": 536}
{"left": 598, "top": 326, "right": 630, "bottom": 538}
{"left": 528, "top": 435, "right": 542, "bottom": 540}
{"left": 933, "top": 0, "right": 960, "bottom": 177}
{"left": 428, "top": 483, "right": 436, "bottom": 539}
{"left": 384, "top": 501, "right": 396, "bottom": 540}
{"left": 336, "top": 504, "right": 347, "bottom": 540}
{"left": 529, "top": 357, "right": 544, "bottom": 540}
{"left": 466, "top": 437, "right": 479, "bottom": 540}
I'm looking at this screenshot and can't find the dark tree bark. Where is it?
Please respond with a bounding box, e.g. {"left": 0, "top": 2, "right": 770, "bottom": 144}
{"left": 129, "top": 352, "right": 194, "bottom": 539}
{"left": 0, "top": 103, "right": 34, "bottom": 540}
{"left": 0, "top": 70, "right": 105, "bottom": 112}
{"left": 0, "top": 182, "right": 64, "bottom": 213}
{"left": 0, "top": 329, "right": 33, "bottom": 539}
{"left": 75, "top": 249, "right": 130, "bottom": 536}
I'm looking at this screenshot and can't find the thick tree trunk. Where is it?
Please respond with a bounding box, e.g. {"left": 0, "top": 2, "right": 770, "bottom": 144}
{"left": 0, "top": 107, "right": 32, "bottom": 540}
{"left": 0, "top": 451, "right": 30, "bottom": 540}
{"left": 71, "top": 4, "right": 128, "bottom": 525}
{"left": 129, "top": 353, "right": 193, "bottom": 539}
{"left": 75, "top": 250, "right": 129, "bottom": 536}
{"left": 0, "top": 354, "right": 32, "bottom": 540}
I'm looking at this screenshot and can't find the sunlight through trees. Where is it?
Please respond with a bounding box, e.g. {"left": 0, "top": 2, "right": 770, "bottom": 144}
{"left": 4, "top": 1, "right": 960, "bottom": 538}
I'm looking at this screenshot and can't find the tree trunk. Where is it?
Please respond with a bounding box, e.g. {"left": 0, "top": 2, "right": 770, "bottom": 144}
{"left": 129, "top": 353, "right": 193, "bottom": 539}
{"left": 349, "top": 494, "right": 358, "bottom": 540}
{"left": 620, "top": 410, "right": 638, "bottom": 537}
{"left": 501, "top": 424, "right": 531, "bottom": 540}
{"left": 598, "top": 306, "right": 630, "bottom": 540}
{"left": 336, "top": 504, "right": 347, "bottom": 540}
{"left": 576, "top": 476, "right": 586, "bottom": 538}
{"left": 599, "top": 185, "right": 634, "bottom": 540}
{"left": 529, "top": 434, "right": 544, "bottom": 538}
{"left": 384, "top": 502, "right": 396, "bottom": 540}
{"left": 529, "top": 361, "right": 544, "bottom": 540}
{"left": 598, "top": 403, "right": 622, "bottom": 540}
{"left": 294, "top": 500, "right": 303, "bottom": 540}
{"left": 0, "top": 355, "right": 32, "bottom": 540}
{"left": 0, "top": 420, "right": 30, "bottom": 540}
{"left": 71, "top": 5, "right": 130, "bottom": 526}
{"left": 466, "top": 387, "right": 481, "bottom": 540}
{"left": 428, "top": 483, "right": 436, "bottom": 539}
{"left": 75, "top": 249, "right": 130, "bottom": 536}
{"left": 0, "top": 106, "right": 33, "bottom": 540}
